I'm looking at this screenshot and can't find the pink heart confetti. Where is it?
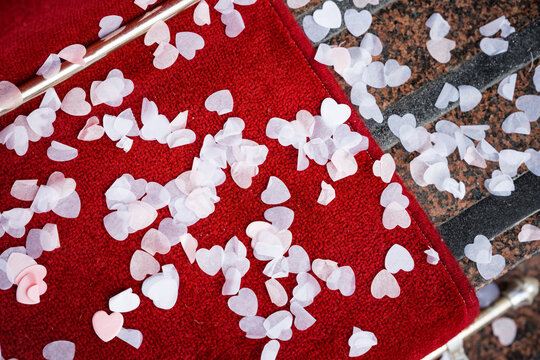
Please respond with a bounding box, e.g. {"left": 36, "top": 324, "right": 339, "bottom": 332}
{"left": 477, "top": 254, "right": 505, "bottom": 280}
{"left": 179, "top": 233, "right": 198, "bottom": 263}
{"left": 58, "top": 44, "right": 86, "bottom": 66}
{"left": 77, "top": 116, "right": 105, "bottom": 141}
{"left": 129, "top": 250, "right": 160, "bottom": 281}
{"left": 6, "top": 252, "right": 37, "bottom": 283}
{"left": 344, "top": 9, "right": 371, "bottom": 36}
{"left": 426, "top": 38, "right": 456, "bottom": 64}
{"left": 92, "top": 311, "right": 124, "bottom": 342}
{"left": 372, "top": 153, "right": 395, "bottom": 183}
{"left": 141, "top": 228, "right": 171, "bottom": 255}
{"left": 311, "top": 258, "right": 338, "bottom": 281}
{"left": 320, "top": 98, "right": 351, "bottom": 129}
{"left": 370, "top": 269, "right": 400, "bottom": 299}
{"left": 61, "top": 87, "right": 91, "bottom": 116}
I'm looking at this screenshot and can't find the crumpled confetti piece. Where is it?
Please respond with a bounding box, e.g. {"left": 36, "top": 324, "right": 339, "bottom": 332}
{"left": 78, "top": 116, "right": 105, "bottom": 141}
{"left": 348, "top": 327, "right": 377, "bottom": 357}
{"left": 37, "top": 54, "right": 62, "bottom": 80}
{"left": 317, "top": 180, "right": 336, "bottom": 205}
{"left": 141, "top": 264, "right": 179, "bottom": 309}
{"left": 517, "top": 224, "right": 540, "bottom": 243}
{"left": 58, "top": 44, "right": 86, "bottom": 66}
{"left": 116, "top": 328, "right": 143, "bottom": 349}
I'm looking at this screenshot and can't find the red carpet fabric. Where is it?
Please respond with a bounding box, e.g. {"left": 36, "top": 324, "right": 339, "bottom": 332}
{"left": 0, "top": 0, "right": 478, "bottom": 359}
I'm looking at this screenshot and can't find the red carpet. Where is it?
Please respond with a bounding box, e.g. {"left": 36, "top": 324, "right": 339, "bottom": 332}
{"left": 0, "top": 0, "right": 478, "bottom": 358}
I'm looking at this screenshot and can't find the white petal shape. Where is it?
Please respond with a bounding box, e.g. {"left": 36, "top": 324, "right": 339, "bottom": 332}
{"left": 427, "top": 38, "right": 455, "bottom": 63}
{"left": 426, "top": 13, "right": 450, "bottom": 40}
{"left": 382, "top": 201, "right": 411, "bottom": 229}
{"left": 290, "top": 302, "right": 316, "bottom": 331}
{"left": 313, "top": 1, "right": 341, "bottom": 29}
{"left": 153, "top": 43, "right": 179, "bottom": 69}
{"left": 264, "top": 207, "right": 294, "bottom": 231}
{"left": 524, "top": 149, "right": 540, "bottom": 176}
{"left": 370, "top": 269, "right": 400, "bottom": 299}
{"left": 228, "top": 288, "right": 258, "bottom": 316}
{"left": 98, "top": 15, "right": 123, "bottom": 38}
{"left": 42, "top": 340, "right": 76, "bottom": 360}
{"left": 261, "top": 176, "right": 290, "bottom": 205}
{"left": 480, "top": 38, "right": 508, "bottom": 56}
{"left": 501, "top": 112, "right": 530, "bottom": 135}
{"left": 27, "top": 107, "right": 56, "bottom": 137}
{"left": 40, "top": 88, "right": 62, "bottom": 111}
{"left": 360, "top": 33, "right": 382, "bottom": 56}
{"left": 384, "top": 244, "right": 414, "bottom": 273}
{"left": 311, "top": 258, "right": 338, "bottom": 281}
{"left": 263, "top": 310, "right": 293, "bottom": 339}
{"left": 222, "top": 267, "right": 242, "bottom": 295}
{"left": 193, "top": 0, "right": 211, "bottom": 26}
{"left": 384, "top": 59, "right": 411, "bottom": 87}
{"left": 11, "top": 179, "right": 39, "bottom": 201}
{"left": 47, "top": 141, "right": 78, "bottom": 162}
{"left": 372, "top": 153, "right": 395, "bottom": 183}
{"left": 221, "top": 10, "right": 245, "bottom": 38}
{"left": 492, "top": 317, "right": 517, "bottom": 346}
{"left": 261, "top": 340, "right": 280, "bottom": 360}
{"left": 477, "top": 254, "right": 505, "bottom": 280}
{"left": 239, "top": 316, "right": 266, "bottom": 339}
{"left": 195, "top": 245, "right": 224, "bottom": 276}
{"left": 175, "top": 32, "right": 204, "bottom": 60}
{"left": 458, "top": 85, "right": 482, "bottom": 112}
{"left": 485, "top": 170, "right": 515, "bottom": 196}
{"left": 435, "top": 83, "right": 459, "bottom": 109}
{"left": 479, "top": 16, "right": 507, "bottom": 36}
{"left": 326, "top": 266, "right": 355, "bottom": 296}
{"left": 141, "top": 264, "right": 179, "bottom": 310}
{"left": 265, "top": 278, "right": 288, "bottom": 307}
{"left": 109, "top": 288, "right": 140, "bottom": 313}
{"left": 497, "top": 73, "right": 517, "bottom": 101}
{"left": 116, "top": 328, "right": 143, "bottom": 349}
{"left": 205, "top": 89, "right": 233, "bottom": 115}
{"left": 348, "top": 327, "right": 377, "bottom": 357}
{"left": 302, "top": 15, "right": 329, "bottom": 43}
{"left": 37, "top": 54, "right": 62, "bottom": 80}
{"left": 518, "top": 224, "right": 540, "bottom": 243}
{"left": 498, "top": 149, "right": 530, "bottom": 177}
{"left": 362, "top": 61, "right": 386, "bottom": 88}
{"left": 144, "top": 20, "right": 170, "bottom": 46}
{"left": 464, "top": 234, "right": 493, "bottom": 264}
{"left": 317, "top": 180, "right": 336, "bottom": 205}
{"left": 424, "top": 247, "right": 440, "bottom": 265}
{"left": 344, "top": 9, "right": 372, "bottom": 37}
{"left": 61, "top": 87, "right": 91, "bottom": 116}
{"left": 516, "top": 95, "right": 540, "bottom": 122}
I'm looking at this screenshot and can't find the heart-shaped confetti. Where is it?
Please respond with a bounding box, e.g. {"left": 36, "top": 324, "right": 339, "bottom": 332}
{"left": 98, "top": 15, "right": 123, "bottom": 38}
{"left": 286, "top": 245, "right": 311, "bottom": 274}
{"left": 144, "top": 20, "right": 170, "bottom": 46}
{"left": 290, "top": 302, "right": 316, "bottom": 331}
{"left": 142, "top": 264, "right": 179, "bottom": 309}
{"left": 141, "top": 228, "right": 171, "bottom": 255}
{"left": 228, "top": 287, "right": 258, "bottom": 316}
{"left": 61, "top": 87, "right": 91, "bottom": 116}
{"left": 0, "top": 81, "right": 23, "bottom": 109}
{"left": 427, "top": 38, "right": 455, "bottom": 63}
{"left": 311, "top": 258, "right": 338, "bottom": 281}
{"left": 10, "top": 179, "right": 39, "bottom": 202}
{"left": 221, "top": 10, "right": 245, "bottom": 38}
{"left": 464, "top": 234, "right": 492, "bottom": 264}
{"left": 153, "top": 42, "right": 179, "bottom": 69}
{"left": 27, "top": 107, "right": 56, "bottom": 137}
{"left": 58, "top": 44, "right": 86, "bottom": 66}
{"left": 476, "top": 283, "right": 500, "bottom": 308}
{"left": 239, "top": 316, "right": 266, "bottom": 339}
{"left": 384, "top": 244, "right": 414, "bottom": 273}
{"left": 195, "top": 245, "right": 224, "bottom": 276}
{"left": 326, "top": 266, "right": 355, "bottom": 296}
{"left": 264, "top": 207, "right": 294, "bottom": 231}
{"left": 174, "top": 31, "right": 205, "bottom": 60}
{"left": 129, "top": 250, "right": 160, "bottom": 281}
{"left": 109, "top": 288, "right": 140, "bottom": 313}
{"left": 264, "top": 310, "right": 293, "bottom": 339}
{"left": 193, "top": 0, "right": 211, "bottom": 26}
{"left": 47, "top": 141, "right": 78, "bottom": 162}
{"left": 287, "top": 0, "right": 309, "bottom": 9}
{"left": 42, "top": 340, "right": 76, "bottom": 360}
{"left": 384, "top": 59, "right": 411, "bottom": 87}
{"left": 261, "top": 176, "right": 290, "bottom": 205}
{"left": 370, "top": 269, "right": 400, "bottom": 299}
{"left": 348, "top": 327, "right": 377, "bottom": 357}
{"left": 321, "top": 98, "right": 352, "bottom": 129}
{"left": 435, "top": 83, "right": 459, "bottom": 109}
{"left": 497, "top": 73, "right": 517, "bottom": 101}
{"left": 477, "top": 254, "right": 505, "bottom": 280}
{"left": 382, "top": 201, "right": 411, "bottom": 229}
{"left": 92, "top": 311, "right": 124, "bottom": 342}
{"left": 380, "top": 182, "right": 409, "bottom": 208}
{"left": 372, "top": 153, "right": 396, "bottom": 183}
{"left": 424, "top": 248, "right": 440, "bottom": 265}
{"left": 205, "top": 89, "right": 233, "bottom": 115}
{"left": 458, "top": 85, "right": 482, "bottom": 112}
{"left": 313, "top": 1, "right": 341, "bottom": 29}
{"left": 518, "top": 224, "right": 540, "bottom": 243}
{"left": 344, "top": 9, "right": 372, "bottom": 37}
{"left": 77, "top": 116, "right": 105, "bottom": 141}
{"left": 116, "top": 328, "right": 143, "bottom": 349}
{"left": 302, "top": 15, "right": 330, "bottom": 43}
{"left": 36, "top": 55, "right": 62, "bottom": 80}
{"left": 492, "top": 317, "right": 517, "bottom": 346}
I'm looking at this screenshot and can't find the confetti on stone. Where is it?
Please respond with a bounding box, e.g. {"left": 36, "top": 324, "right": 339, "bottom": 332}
{"left": 435, "top": 82, "right": 459, "bottom": 109}
{"left": 98, "top": 15, "right": 123, "bottom": 38}
{"left": 261, "top": 176, "right": 291, "bottom": 205}
{"left": 116, "top": 328, "right": 143, "bottom": 349}
{"left": 92, "top": 311, "right": 124, "bottom": 342}
{"left": 516, "top": 94, "right": 540, "bottom": 122}
{"left": 205, "top": 89, "right": 233, "bottom": 115}
{"left": 485, "top": 170, "right": 515, "bottom": 196}
{"left": 426, "top": 13, "right": 450, "bottom": 40}
{"left": 464, "top": 235, "right": 492, "bottom": 264}
{"left": 384, "top": 59, "right": 411, "bottom": 87}
{"left": 344, "top": 9, "right": 372, "bottom": 37}
{"left": 497, "top": 73, "right": 517, "bottom": 101}
{"left": 480, "top": 38, "right": 508, "bottom": 56}
{"left": 42, "top": 340, "right": 76, "bottom": 360}
{"left": 58, "top": 44, "right": 86, "bottom": 66}
{"left": 348, "top": 327, "right": 377, "bottom": 357}
{"left": 287, "top": 0, "right": 309, "bottom": 9}
{"left": 502, "top": 112, "right": 530, "bottom": 135}
{"left": 424, "top": 247, "right": 440, "bottom": 265}
{"left": 313, "top": 1, "right": 341, "bottom": 29}
{"left": 534, "top": 65, "right": 540, "bottom": 92}
{"left": 384, "top": 244, "right": 414, "bottom": 273}
{"left": 317, "top": 180, "right": 335, "bottom": 205}
{"left": 492, "top": 317, "right": 517, "bottom": 346}
{"left": 109, "top": 288, "right": 140, "bottom": 313}
{"left": 47, "top": 141, "right": 78, "bottom": 162}
{"left": 476, "top": 283, "right": 500, "bottom": 308}
{"left": 499, "top": 149, "right": 531, "bottom": 177}
{"left": 426, "top": 38, "right": 456, "bottom": 64}
{"left": 479, "top": 16, "right": 514, "bottom": 37}
{"left": 141, "top": 264, "right": 179, "bottom": 309}
{"left": 61, "top": 87, "right": 91, "bottom": 116}
{"left": 370, "top": 269, "right": 400, "bottom": 299}
{"left": 302, "top": 15, "right": 329, "bottom": 43}
{"left": 458, "top": 85, "right": 482, "bottom": 112}
{"left": 228, "top": 288, "right": 258, "bottom": 316}
{"left": 518, "top": 224, "right": 540, "bottom": 243}
{"left": 477, "top": 254, "right": 505, "bottom": 280}
{"left": 36, "top": 54, "right": 62, "bottom": 80}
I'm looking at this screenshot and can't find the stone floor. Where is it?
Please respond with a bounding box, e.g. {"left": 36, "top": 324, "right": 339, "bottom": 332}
{"left": 289, "top": 0, "right": 540, "bottom": 358}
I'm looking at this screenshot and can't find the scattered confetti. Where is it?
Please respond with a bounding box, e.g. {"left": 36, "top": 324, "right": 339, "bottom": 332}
{"left": 317, "top": 181, "right": 335, "bottom": 205}
{"left": 344, "top": 9, "right": 372, "bottom": 37}
{"left": 47, "top": 141, "right": 78, "bottom": 162}
{"left": 518, "top": 224, "right": 540, "bottom": 242}
{"left": 109, "top": 288, "right": 141, "bottom": 313}
{"left": 424, "top": 247, "right": 439, "bottom": 265}
{"left": 92, "top": 311, "right": 124, "bottom": 342}
{"left": 142, "top": 264, "right": 179, "bottom": 309}
{"left": 205, "top": 89, "right": 233, "bottom": 115}
{"left": 370, "top": 269, "right": 400, "bottom": 299}
{"left": 348, "top": 327, "right": 377, "bottom": 357}
{"left": 57, "top": 44, "right": 86, "bottom": 66}
{"left": 261, "top": 176, "right": 291, "bottom": 205}
{"left": 384, "top": 244, "right": 414, "bottom": 273}
{"left": 492, "top": 317, "right": 517, "bottom": 346}
{"left": 326, "top": 266, "right": 355, "bottom": 296}
{"left": 175, "top": 32, "right": 205, "bottom": 60}
{"left": 228, "top": 288, "right": 258, "bottom": 316}
{"left": 98, "top": 15, "right": 123, "bottom": 38}
{"left": 42, "top": 340, "right": 76, "bottom": 360}
{"left": 497, "top": 73, "right": 517, "bottom": 101}
{"left": 261, "top": 340, "right": 280, "bottom": 360}
{"left": 476, "top": 282, "right": 500, "bottom": 308}
{"left": 313, "top": 1, "right": 342, "bottom": 29}
{"left": 61, "top": 87, "right": 91, "bottom": 116}
{"left": 36, "top": 54, "right": 62, "bottom": 80}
